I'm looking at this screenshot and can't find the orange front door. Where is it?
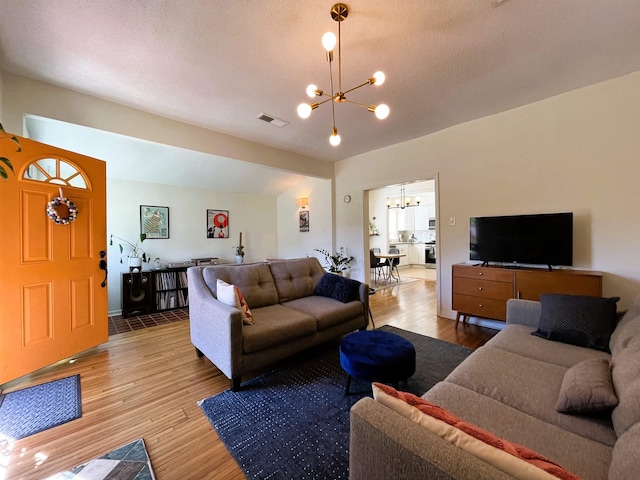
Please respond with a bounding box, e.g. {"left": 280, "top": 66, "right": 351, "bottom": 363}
{"left": 0, "top": 135, "right": 108, "bottom": 385}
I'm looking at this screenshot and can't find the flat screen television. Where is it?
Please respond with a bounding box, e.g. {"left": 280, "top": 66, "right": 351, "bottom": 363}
{"left": 470, "top": 212, "right": 573, "bottom": 268}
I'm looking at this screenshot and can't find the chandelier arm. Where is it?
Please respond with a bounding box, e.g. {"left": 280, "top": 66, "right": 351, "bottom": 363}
{"left": 315, "top": 97, "right": 334, "bottom": 108}
{"left": 343, "top": 99, "right": 370, "bottom": 109}
{"left": 342, "top": 81, "right": 371, "bottom": 96}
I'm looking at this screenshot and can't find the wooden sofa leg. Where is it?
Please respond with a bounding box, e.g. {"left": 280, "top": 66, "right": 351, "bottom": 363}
{"left": 230, "top": 376, "right": 242, "bottom": 392}
{"left": 195, "top": 347, "right": 204, "bottom": 358}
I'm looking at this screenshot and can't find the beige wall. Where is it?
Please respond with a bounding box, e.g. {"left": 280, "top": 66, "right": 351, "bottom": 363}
{"left": 336, "top": 71, "right": 640, "bottom": 315}
{"left": 1, "top": 72, "right": 333, "bottom": 179}
{"left": 107, "top": 178, "right": 278, "bottom": 313}
{"left": 276, "top": 176, "right": 333, "bottom": 263}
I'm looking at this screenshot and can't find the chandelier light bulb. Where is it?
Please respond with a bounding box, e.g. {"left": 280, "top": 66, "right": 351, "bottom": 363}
{"left": 375, "top": 104, "right": 390, "bottom": 120}
{"left": 297, "top": 103, "right": 312, "bottom": 119}
{"left": 372, "top": 71, "right": 386, "bottom": 86}
{"left": 322, "top": 32, "right": 337, "bottom": 51}
{"left": 306, "top": 84, "right": 319, "bottom": 97}
{"left": 329, "top": 128, "right": 341, "bottom": 146}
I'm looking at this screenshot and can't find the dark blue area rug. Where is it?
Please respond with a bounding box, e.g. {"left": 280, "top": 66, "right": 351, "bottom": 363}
{"left": 199, "top": 326, "right": 473, "bottom": 480}
{"left": 0, "top": 374, "right": 82, "bottom": 440}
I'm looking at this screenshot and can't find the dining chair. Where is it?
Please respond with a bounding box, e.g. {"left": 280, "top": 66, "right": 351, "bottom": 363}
{"left": 388, "top": 247, "right": 401, "bottom": 281}
{"left": 369, "top": 249, "right": 386, "bottom": 284}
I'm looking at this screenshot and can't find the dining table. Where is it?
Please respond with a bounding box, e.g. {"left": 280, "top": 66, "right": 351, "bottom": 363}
{"left": 374, "top": 253, "right": 406, "bottom": 284}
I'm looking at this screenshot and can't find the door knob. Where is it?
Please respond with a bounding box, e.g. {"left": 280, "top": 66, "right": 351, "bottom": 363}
{"left": 99, "top": 258, "right": 108, "bottom": 288}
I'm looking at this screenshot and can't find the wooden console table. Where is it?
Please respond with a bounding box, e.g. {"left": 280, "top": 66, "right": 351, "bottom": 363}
{"left": 452, "top": 263, "right": 603, "bottom": 327}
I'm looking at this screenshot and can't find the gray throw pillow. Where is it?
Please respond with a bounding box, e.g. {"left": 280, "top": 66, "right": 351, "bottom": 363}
{"left": 556, "top": 358, "right": 618, "bottom": 414}
{"left": 532, "top": 294, "right": 620, "bottom": 352}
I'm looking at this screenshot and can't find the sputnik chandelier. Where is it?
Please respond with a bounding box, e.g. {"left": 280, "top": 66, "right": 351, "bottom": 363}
{"left": 297, "top": 3, "right": 389, "bottom": 147}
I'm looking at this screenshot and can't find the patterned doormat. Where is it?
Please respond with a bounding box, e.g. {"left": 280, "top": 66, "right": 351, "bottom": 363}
{"left": 45, "top": 439, "right": 155, "bottom": 480}
{"left": 0, "top": 374, "right": 82, "bottom": 440}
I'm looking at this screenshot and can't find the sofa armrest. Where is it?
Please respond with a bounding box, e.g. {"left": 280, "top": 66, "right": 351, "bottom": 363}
{"left": 506, "top": 298, "right": 542, "bottom": 328}
{"left": 187, "top": 267, "right": 244, "bottom": 381}
{"left": 350, "top": 397, "right": 517, "bottom": 480}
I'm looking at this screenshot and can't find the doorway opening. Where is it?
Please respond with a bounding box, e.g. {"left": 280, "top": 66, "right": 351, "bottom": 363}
{"left": 366, "top": 179, "right": 437, "bottom": 288}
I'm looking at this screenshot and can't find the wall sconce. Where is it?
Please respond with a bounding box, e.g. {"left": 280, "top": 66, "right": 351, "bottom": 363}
{"left": 296, "top": 197, "right": 309, "bottom": 208}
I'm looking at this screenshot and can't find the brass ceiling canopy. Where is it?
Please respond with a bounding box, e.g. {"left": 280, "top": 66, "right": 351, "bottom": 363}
{"left": 297, "top": 3, "right": 389, "bottom": 147}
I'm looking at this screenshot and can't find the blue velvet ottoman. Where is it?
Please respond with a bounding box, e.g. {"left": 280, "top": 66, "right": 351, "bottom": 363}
{"left": 339, "top": 330, "right": 416, "bottom": 394}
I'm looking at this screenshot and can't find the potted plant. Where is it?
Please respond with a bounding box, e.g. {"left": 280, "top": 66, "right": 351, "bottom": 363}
{"left": 233, "top": 243, "right": 245, "bottom": 263}
{"left": 110, "top": 233, "right": 148, "bottom": 269}
{"left": 314, "top": 247, "right": 354, "bottom": 275}
{"left": 233, "top": 232, "right": 245, "bottom": 263}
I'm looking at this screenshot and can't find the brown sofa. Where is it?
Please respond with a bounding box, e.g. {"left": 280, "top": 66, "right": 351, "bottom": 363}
{"left": 187, "top": 257, "right": 369, "bottom": 390}
{"left": 349, "top": 297, "right": 640, "bottom": 479}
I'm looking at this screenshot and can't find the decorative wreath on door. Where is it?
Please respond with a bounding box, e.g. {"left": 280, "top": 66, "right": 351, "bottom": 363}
{"left": 46, "top": 196, "right": 79, "bottom": 225}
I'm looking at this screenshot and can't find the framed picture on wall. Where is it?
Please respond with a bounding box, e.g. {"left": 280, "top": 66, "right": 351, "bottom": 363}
{"left": 299, "top": 210, "right": 309, "bottom": 232}
{"left": 140, "top": 205, "right": 169, "bottom": 239}
{"left": 207, "top": 209, "right": 229, "bottom": 238}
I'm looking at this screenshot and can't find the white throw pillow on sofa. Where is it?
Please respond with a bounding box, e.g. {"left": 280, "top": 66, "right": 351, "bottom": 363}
{"left": 217, "top": 279, "right": 253, "bottom": 325}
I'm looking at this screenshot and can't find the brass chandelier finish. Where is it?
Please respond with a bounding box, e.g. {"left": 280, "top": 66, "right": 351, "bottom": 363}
{"left": 297, "top": 3, "right": 389, "bottom": 147}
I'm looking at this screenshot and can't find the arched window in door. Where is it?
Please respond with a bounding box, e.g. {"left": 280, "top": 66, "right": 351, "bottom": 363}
{"left": 22, "top": 157, "right": 89, "bottom": 189}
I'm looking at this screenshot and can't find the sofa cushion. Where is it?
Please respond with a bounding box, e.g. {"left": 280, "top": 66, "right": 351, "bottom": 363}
{"left": 282, "top": 295, "right": 363, "bottom": 331}
{"left": 241, "top": 304, "right": 317, "bottom": 354}
{"left": 532, "top": 294, "right": 620, "bottom": 352}
{"left": 610, "top": 334, "right": 640, "bottom": 437}
{"left": 423, "top": 382, "right": 613, "bottom": 480}
{"left": 609, "top": 422, "right": 640, "bottom": 480}
{"left": 555, "top": 358, "right": 618, "bottom": 413}
{"left": 314, "top": 273, "right": 361, "bottom": 303}
{"left": 216, "top": 279, "right": 254, "bottom": 325}
{"left": 486, "top": 324, "right": 611, "bottom": 368}
{"left": 609, "top": 297, "right": 640, "bottom": 355}
{"left": 373, "top": 383, "right": 580, "bottom": 480}
{"left": 204, "top": 263, "right": 279, "bottom": 308}
{"left": 445, "top": 346, "right": 616, "bottom": 445}
{"left": 269, "top": 257, "right": 325, "bottom": 303}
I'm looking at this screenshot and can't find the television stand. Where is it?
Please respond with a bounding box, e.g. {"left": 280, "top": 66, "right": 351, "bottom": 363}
{"left": 452, "top": 263, "right": 603, "bottom": 326}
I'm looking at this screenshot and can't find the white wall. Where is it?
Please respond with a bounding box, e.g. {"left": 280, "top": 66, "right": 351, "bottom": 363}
{"left": 276, "top": 176, "right": 332, "bottom": 262}
{"left": 107, "top": 178, "right": 277, "bottom": 313}
{"left": 1, "top": 72, "right": 333, "bottom": 179}
{"left": 336, "top": 71, "right": 640, "bottom": 315}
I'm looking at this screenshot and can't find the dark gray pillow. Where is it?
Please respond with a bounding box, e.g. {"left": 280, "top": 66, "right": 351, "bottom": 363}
{"left": 331, "top": 276, "right": 361, "bottom": 303}
{"left": 532, "top": 294, "right": 620, "bottom": 352}
{"left": 313, "top": 273, "right": 360, "bottom": 303}
{"left": 313, "top": 273, "right": 340, "bottom": 298}
{"left": 556, "top": 358, "right": 618, "bottom": 414}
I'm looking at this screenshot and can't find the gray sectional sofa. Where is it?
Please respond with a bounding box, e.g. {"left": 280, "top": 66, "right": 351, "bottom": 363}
{"left": 188, "top": 257, "right": 369, "bottom": 390}
{"left": 350, "top": 297, "right": 640, "bottom": 480}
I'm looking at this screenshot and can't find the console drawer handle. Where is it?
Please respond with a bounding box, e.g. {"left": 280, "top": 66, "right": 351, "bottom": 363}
{"left": 478, "top": 272, "right": 483, "bottom": 276}
{"left": 478, "top": 287, "right": 483, "bottom": 291}
{"left": 478, "top": 304, "right": 483, "bottom": 308}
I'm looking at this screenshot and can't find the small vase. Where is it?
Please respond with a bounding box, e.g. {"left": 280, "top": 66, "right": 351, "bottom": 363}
{"left": 153, "top": 259, "right": 161, "bottom": 269}
{"left": 236, "top": 255, "right": 244, "bottom": 264}
{"left": 128, "top": 256, "right": 142, "bottom": 273}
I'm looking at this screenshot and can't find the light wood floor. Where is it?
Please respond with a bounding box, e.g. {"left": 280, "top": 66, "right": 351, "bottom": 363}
{"left": 1, "top": 279, "right": 497, "bottom": 480}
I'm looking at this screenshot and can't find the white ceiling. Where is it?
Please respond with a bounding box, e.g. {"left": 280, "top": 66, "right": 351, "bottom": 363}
{"left": 2, "top": 0, "right": 640, "bottom": 168}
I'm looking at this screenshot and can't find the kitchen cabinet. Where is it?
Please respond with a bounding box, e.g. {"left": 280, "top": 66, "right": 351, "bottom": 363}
{"left": 408, "top": 244, "right": 424, "bottom": 265}
{"left": 397, "top": 208, "right": 415, "bottom": 231}
{"left": 414, "top": 206, "right": 430, "bottom": 230}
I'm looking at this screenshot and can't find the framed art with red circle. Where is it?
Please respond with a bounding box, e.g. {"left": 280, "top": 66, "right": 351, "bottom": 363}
{"left": 207, "top": 209, "right": 229, "bottom": 238}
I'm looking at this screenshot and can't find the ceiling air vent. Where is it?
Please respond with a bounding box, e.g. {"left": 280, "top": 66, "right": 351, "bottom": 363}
{"left": 256, "top": 112, "right": 289, "bottom": 128}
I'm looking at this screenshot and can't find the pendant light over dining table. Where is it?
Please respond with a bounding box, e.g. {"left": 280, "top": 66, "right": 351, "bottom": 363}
{"left": 297, "top": 3, "right": 389, "bottom": 146}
